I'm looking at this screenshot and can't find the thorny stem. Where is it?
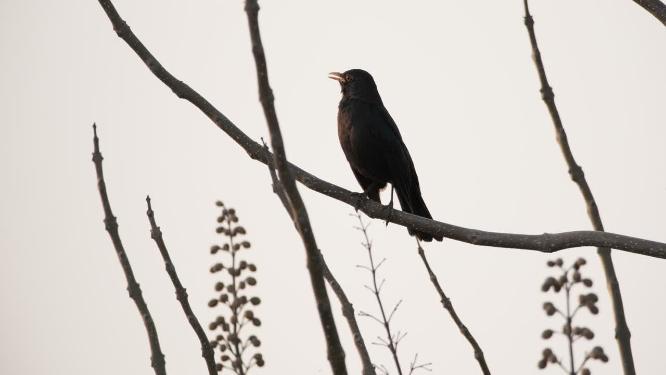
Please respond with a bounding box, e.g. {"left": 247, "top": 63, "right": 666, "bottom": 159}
{"left": 356, "top": 215, "right": 403, "bottom": 375}
{"left": 522, "top": 2, "right": 635, "bottom": 374}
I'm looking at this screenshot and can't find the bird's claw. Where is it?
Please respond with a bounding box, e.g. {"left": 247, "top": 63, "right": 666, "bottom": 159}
{"left": 351, "top": 192, "right": 365, "bottom": 212}
{"left": 384, "top": 201, "right": 394, "bottom": 226}
{"left": 384, "top": 185, "right": 395, "bottom": 226}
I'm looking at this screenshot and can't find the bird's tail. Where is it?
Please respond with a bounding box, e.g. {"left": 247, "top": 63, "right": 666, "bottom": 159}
{"left": 395, "top": 182, "right": 443, "bottom": 242}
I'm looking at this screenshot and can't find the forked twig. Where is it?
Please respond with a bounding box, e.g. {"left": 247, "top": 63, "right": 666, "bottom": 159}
{"left": 91, "top": 124, "right": 167, "bottom": 375}
{"left": 522, "top": 2, "right": 635, "bottom": 373}
{"left": 243, "top": 1, "right": 347, "bottom": 373}
{"left": 263, "top": 139, "right": 375, "bottom": 375}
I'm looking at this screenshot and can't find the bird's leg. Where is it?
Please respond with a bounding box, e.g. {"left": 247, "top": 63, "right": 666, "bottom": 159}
{"left": 351, "top": 182, "right": 383, "bottom": 211}
{"left": 384, "top": 185, "right": 394, "bottom": 226}
{"left": 351, "top": 192, "right": 365, "bottom": 212}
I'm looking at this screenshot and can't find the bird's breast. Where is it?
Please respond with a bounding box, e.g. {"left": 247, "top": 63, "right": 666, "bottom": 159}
{"left": 336, "top": 100, "right": 390, "bottom": 181}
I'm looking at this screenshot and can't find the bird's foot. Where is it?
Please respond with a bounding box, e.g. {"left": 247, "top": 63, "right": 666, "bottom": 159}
{"left": 384, "top": 186, "right": 395, "bottom": 226}
{"left": 384, "top": 201, "right": 394, "bottom": 226}
{"left": 351, "top": 192, "right": 366, "bottom": 212}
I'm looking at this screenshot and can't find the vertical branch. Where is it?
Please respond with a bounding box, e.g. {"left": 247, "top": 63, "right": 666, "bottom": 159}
{"left": 522, "top": 2, "right": 635, "bottom": 374}
{"left": 263, "top": 143, "right": 375, "bottom": 375}
{"left": 91, "top": 124, "right": 167, "bottom": 375}
{"left": 564, "top": 285, "right": 575, "bottom": 375}
{"left": 145, "top": 196, "right": 217, "bottom": 375}
{"left": 225, "top": 210, "right": 246, "bottom": 375}
{"left": 416, "top": 242, "right": 491, "bottom": 375}
{"left": 244, "top": 2, "right": 348, "bottom": 374}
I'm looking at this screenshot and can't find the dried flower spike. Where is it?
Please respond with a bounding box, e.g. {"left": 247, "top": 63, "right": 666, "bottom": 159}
{"left": 538, "top": 257, "right": 607, "bottom": 374}
{"left": 207, "top": 201, "right": 263, "bottom": 374}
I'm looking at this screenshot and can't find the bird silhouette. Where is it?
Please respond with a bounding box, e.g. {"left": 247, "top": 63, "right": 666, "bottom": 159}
{"left": 329, "top": 69, "right": 442, "bottom": 242}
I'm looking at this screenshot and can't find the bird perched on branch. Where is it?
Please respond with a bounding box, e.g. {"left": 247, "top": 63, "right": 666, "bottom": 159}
{"left": 329, "top": 69, "right": 442, "bottom": 242}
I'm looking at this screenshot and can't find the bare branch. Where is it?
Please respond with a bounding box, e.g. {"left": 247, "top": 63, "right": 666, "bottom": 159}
{"left": 359, "top": 311, "right": 385, "bottom": 326}
{"left": 91, "top": 124, "right": 167, "bottom": 375}
{"left": 632, "top": 0, "right": 666, "bottom": 26}
{"left": 408, "top": 354, "right": 432, "bottom": 375}
{"left": 145, "top": 196, "right": 217, "bottom": 375}
{"left": 95, "top": 0, "right": 666, "bottom": 258}
{"left": 321, "top": 255, "right": 377, "bottom": 375}
{"left": 522, "top": 2, "right": 635, "bottom": 373}
{"left": 416, "top": 241, "right": 490, "bottom": 375}
{"left": 387, "top": 300, "right": 403, "bottom": 323}
{"left": 242, "top": 1, "right": 347, "bottom": 373}
{"left": 264, "top": 147, "right": 375, "bottom": 375}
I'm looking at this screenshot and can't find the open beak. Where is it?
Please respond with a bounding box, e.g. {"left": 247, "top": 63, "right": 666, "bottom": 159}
{"left": 328, "top": 72, "right": 345, "bottom": 83}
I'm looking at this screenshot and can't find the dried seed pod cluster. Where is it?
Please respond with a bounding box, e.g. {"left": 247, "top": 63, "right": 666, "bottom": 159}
{"left": 208, "top": 201, "right": 264, "bottom": 374}
{"left": 538, "top": 258, "right": 607, "bottom": 374}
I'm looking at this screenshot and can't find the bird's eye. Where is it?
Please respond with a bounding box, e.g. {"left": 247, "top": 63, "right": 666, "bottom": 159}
{"left": 345, "top": 75, "right": 353, "bottom": 82}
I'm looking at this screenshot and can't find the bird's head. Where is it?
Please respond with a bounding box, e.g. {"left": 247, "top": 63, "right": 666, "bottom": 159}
{"left": 328, "top": 69, "right": 381, "bottom": 103}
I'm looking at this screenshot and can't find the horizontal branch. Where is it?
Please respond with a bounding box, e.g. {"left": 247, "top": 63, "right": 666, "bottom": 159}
{"left": 96, "top": 0, "right": 666, "bottom": 259}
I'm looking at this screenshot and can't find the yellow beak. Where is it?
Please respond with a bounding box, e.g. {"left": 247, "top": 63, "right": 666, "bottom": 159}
{"left": 328, "top": 72, "right": 345, "bottom": 82}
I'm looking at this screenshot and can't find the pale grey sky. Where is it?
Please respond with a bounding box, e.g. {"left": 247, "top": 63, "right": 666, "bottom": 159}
{"left": 1, "top": 1, "right": 665, "bottom": 374}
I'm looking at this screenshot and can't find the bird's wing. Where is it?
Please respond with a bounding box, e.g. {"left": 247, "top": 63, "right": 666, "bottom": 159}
{"left": 378, "top": 105, "right": 405, "bottom": 143}
{"left": 375, "top": 105, "right": 421, "bottom": 191}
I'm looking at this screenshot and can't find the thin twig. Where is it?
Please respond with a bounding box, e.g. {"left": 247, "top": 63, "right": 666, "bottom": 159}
{"left": 416, "top": 241, "right": 490, "bottom": 375}
{"left": 408, "top": 354, "right": 432, "bottom": 375}
{"left": 145, "top": 196, "right": 217, "bottom": 375}
{"left": 575, "top": 354, "right": 592, "bottom": 375}
{"left": 243, "top": 1, "right": 347, "bottom": 373}
{"left": 632, "top": 0, "right": 666, "bottom": 26}
{"left": 225, "top": 206, "right": 247, "bottom": 375}
{"left": 95, "top": 0, "right": 666, "bottom": 258}
{"left": 565, "top": 284, "right": 575, "bottom": 375}
{"left": 522, "top": 2, "right": 635, "bottom": 374}
{"left": 91, "top": 124, "right": 167, "bottom": 375}
{"left": 356, "top": 214, "right": 403, "bottom": 375}
{"left": 322, "top": 256, "right": 377, "bottom": 375}
{"left": 263, "top": 140, "right": 375, "bottom": 375}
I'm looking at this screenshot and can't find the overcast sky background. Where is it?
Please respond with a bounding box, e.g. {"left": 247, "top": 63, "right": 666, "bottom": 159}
{"left": 2, "top": 1, "right": 665, "bottom": 374}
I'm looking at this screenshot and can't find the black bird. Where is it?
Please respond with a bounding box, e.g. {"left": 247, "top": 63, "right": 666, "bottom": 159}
{"left": 329, "top": 69, "right": 442, "bottom": 242}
